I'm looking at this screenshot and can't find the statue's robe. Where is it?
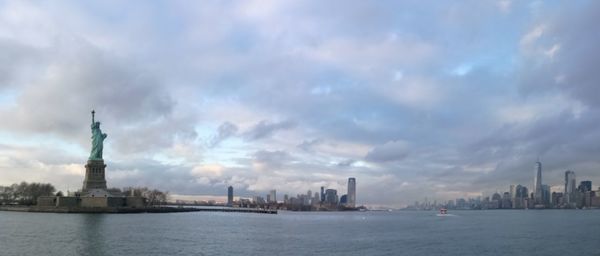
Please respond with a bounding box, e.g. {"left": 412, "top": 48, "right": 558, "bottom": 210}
{"left": 90, "top": 124, "right": 107, "bottom": 160}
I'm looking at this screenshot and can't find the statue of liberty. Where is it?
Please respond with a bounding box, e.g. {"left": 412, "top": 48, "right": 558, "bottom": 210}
{"left": 89, "top": 110, "right": 107, "bottom": 160}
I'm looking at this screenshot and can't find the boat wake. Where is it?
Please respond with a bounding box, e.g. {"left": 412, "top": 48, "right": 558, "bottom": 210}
{"left": 436, "top": 213, "right": 457, "bottom": 217}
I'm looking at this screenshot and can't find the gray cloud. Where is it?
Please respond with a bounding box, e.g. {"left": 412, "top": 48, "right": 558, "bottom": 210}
{"left": 297, "top": 138, "right": 323, "bottom": 152}
{"left": 0, "top": 39, "right": 45, "bottom": 90}
{"left": 0, "top": 37, "right": 199, "bottom": 156}
{"left": 243, "top": 120, "right": 296, "bottom": 140}
{"left": 518, "top": 1, "right": 600, "bottom": 108}
{"left": 336, "top": 159, "right": 356, "bottom": 167}
{"left": 252, "top": 150, "right": 292, "bottom": 170}
{"left": 365, "top": 140, "right": 410, "bottom": 163}
{"left": 209, "top": 121, "right": 238, "bottom": 147}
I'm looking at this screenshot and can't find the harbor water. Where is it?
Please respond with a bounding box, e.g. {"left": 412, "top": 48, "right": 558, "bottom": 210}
{"left": 0, "top": 210, "right": 598, "bottom": 255}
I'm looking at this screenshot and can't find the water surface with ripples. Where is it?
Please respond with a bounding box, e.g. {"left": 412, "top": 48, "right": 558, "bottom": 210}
{"left": 0, "top": 210, "right": 597, "bottom": 255}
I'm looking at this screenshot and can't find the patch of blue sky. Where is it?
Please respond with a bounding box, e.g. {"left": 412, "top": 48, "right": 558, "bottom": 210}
{"left": 194, "top": 123, "right": 219, "bottom": 143}
{"left": 75, "top": 1, "right": 186, "bottom": 44}
{"left": 203, "top": 138, "right": 252, "bottom": 168}
{"left": 152, "top": 153, "right": 183, "bottom": 166}
{"left": 0, "top": 89, "right": 18, "bottom": 108}
{"left": 189, "top": 123, "right": 250, "bottom": 167}
{"left": 226, "top": 25, "right": 258, "bottom": 53}
{"left": 451, "top": 63, "right": 473, "bottom": 76}
{"left": 310, "top": 85, "right": 332, "bottom": 95}
{"left": 447, "top": 52, "right": 518, "bottom": 79}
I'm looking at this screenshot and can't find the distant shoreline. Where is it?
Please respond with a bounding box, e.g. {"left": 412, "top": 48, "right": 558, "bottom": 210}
{"left": 0, "top": 205, "right": 277, "bottom": 214}
{"left": 399, "top": 208, "right": 600, "bottom": 211}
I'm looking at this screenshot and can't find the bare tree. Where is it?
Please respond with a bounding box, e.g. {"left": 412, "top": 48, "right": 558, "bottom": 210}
{"left": 0, "top": 182, "right": 55, "bottom": 205}
{"left": 122, "top": 187, "right": 169, "bottom": 206}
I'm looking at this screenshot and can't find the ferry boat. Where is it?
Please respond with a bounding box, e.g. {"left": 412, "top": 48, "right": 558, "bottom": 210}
{"left": 437, "top": 208, "right": 448, "bottom": 216}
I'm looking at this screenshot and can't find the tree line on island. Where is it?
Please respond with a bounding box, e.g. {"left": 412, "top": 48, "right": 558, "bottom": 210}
{"left": 0, "top": 181, "right": 169, "bottom": 206}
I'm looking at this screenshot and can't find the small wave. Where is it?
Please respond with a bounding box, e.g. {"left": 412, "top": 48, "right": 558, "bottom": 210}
{"left": 436, "top": 214, "right": 457, "bottom": 217}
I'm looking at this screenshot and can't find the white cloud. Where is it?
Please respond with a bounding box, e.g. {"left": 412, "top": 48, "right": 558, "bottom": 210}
{"left": 497, "top": 0, "right": 512, "bottom": 13}
{"left": 385, "top": 76, "right": 442, "bottom": 109}
{"left": 544, "top": 44, "right": 560, "bottom": 59}
{"left": 191, "top": 164, "right": 225, "bottom": 178}
{"left": 520, "top": 24, "right": 545, "bottom": 47}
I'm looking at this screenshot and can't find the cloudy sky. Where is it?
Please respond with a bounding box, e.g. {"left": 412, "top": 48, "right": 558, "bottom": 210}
{"left": 0, "top": 0, "right": 599, "bottom": 207}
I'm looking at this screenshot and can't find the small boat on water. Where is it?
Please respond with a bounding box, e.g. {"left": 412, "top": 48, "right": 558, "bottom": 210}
{"left": 436, "top": 208, "right": 448, "bottom": 216}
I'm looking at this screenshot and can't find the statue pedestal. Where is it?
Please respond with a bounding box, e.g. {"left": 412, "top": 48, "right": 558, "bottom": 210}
{"left": 82, "top": 159, "right": 107, "bottom": 191}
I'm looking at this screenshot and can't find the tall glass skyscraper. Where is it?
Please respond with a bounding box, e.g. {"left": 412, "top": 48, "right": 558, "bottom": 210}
{"left": 227, "top": 186, "right": 233, "bottom": 206}
{"left": 347, "top": 177, "right": 356, "bottom": 208}
{"left": 534, "top": 161, "right": 543, "bottom": 204}
{"left": 269, "top": 190, "right": 277, "bottom": 203}
{"left": 565, "top": 170, "right": 576, "bottom": 205}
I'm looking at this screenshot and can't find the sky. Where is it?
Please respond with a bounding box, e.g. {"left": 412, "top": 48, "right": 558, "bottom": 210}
{"left": 0, "top": 0, "right": 599, "bottom": 207}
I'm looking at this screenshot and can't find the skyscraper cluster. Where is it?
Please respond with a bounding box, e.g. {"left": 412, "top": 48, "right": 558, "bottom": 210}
{"left": 317, "top": 177, "right": 356, "bottom": 209}
{"left": 407, "top": 160, "right": 600, "bottom": 210}
{"left": 483, "top": 161, "right": 599, "bottom": 209}
{"left": 225, "top": 177, "right": 358, "bottom": 211}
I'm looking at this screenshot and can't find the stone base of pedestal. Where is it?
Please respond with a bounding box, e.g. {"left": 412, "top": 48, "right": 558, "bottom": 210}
{"left": 82, "top": 159, "right": 107, "bottom": 191}
{"left": 36, "top": 195, "right": 145, "bottom": 208}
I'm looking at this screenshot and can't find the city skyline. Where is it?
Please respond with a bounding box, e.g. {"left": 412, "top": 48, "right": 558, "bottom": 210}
{"left": 1, "top": 1, "right": 600, "bottom": 207}
{"left": 409, "top": 159, "right": 600, "bottom": 210}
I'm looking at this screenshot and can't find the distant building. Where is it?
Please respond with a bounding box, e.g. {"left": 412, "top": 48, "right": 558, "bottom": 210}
{"left": 313, "top": 192, "right": 320, "bottom": 204}
{"left": 510, "top": 185, "right": 527, "bottom": 208}
{"left": 551, "top": 192, "right": 564, "bottom": 206}
{"left": 239, "top": 198, "right": 252, "bottom": 208}
{"left": 541, "top": 184, "right": 551, "bottom": 206}
{"left": 227, "top": 186, "right": 233, "bottom": 206}
{"left": 565, "top": 170, "right": 576, "bottom": 206}
{"left": 320, "top": 186, "right": 325, "bottom": 202}
{"left": 578, "top": 181, "right": 592, "bottom": 192}
{"left": 492, "top": 193, "right": 501, "bottom": 201}
{"left": 269, "top": 190, "right": 277, "bottom": 203}
{"left": 301, "top": 194, "right": 310, "bottom": 205}
{"left": 324, "top": 189, "right": 338, "bottom": 204}
{"left": 490, "top": 193, "right": 502, "bottom": 209}
{"left": 501, "top": 192, "right": 512, "bottom": 209}
{"left": 347, "top": 177, "right": 356, "bottom": 208}
{"left": 509, "top": 185, "right": 516, "bottom": 199}
{"left": 534, "top": 161, "right": 543, "bottom": 204}
{"left": 447, "top": 200, "right": 455, "bottom": 209}
{"left": 253, "top": 196, "right": 266, "bottom": 205}
{"left": 456, "top": 198, "right": 467, "bottom": 209}
{"left": 340, "top": 194, "right": 348, "bottom": 205}
{"left": 516, "top": 185, "right": 528, "bottom": 199}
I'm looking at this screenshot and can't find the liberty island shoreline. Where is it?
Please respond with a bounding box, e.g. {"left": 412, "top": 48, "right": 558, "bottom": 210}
{"left": 0, "top": 111, "right": 283, "bottom": 215}
{"left": 0, "top": 205, "right": 277, "bottom": 214}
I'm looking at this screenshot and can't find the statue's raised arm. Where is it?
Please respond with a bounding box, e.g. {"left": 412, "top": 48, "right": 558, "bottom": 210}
{"left": 89, "top": 110, "right": 107, "bottom": 160}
